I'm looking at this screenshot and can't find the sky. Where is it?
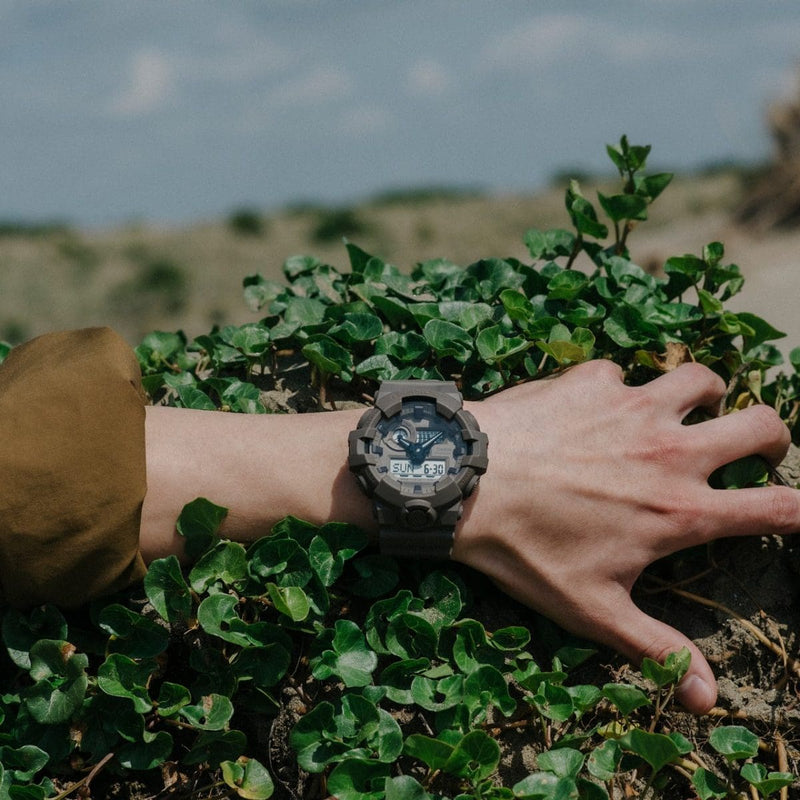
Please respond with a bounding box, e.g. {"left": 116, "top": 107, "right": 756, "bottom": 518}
{"left": 3, "top": 0, "right": 800, "bottom": 228}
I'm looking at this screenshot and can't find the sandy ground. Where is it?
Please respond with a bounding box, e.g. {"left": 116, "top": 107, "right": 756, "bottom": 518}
{"left": 1, "top": 172, "right": 798, "bottom": 362}
{"left": 629, "top": 209, "right": 800, "bottom": 360}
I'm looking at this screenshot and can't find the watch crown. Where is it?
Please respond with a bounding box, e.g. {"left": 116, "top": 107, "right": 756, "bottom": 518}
{"left": 402, "top": 499, "right": 437, "bottom": 529}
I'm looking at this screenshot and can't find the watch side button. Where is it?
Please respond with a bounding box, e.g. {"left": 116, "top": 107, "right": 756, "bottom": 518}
{"left": 402, "top": 499, "right": 437, "bottom": 529}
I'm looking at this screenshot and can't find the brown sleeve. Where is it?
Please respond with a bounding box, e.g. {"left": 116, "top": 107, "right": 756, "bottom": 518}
{"left": 0, "top": 328, "right": 147, "bottom": 608}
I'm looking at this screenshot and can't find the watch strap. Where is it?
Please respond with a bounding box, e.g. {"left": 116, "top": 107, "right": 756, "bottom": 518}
{"left": 379, "top": 526, "right": 454, "bottom": 560}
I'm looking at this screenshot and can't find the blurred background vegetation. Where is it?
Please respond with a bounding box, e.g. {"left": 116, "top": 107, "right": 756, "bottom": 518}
{"left": 4, "top": 65, "right": 800, "bottom": 351}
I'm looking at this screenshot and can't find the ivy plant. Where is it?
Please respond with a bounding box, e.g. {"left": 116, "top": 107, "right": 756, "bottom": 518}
{"left": 0, "top": 137, "right": 797, "bottom": 798}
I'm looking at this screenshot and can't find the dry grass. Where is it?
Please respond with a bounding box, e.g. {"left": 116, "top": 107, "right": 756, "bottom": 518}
{"left": 2, "top": 168, "right": 798, "bottom": 353}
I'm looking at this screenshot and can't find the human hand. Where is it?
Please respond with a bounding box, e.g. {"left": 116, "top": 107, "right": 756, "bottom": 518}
{"left": 453, "top": 360, "right": 797, "bottom": 713}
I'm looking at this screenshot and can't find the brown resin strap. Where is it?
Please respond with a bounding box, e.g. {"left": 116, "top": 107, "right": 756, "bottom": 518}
{"left": 379, "top": 526, "right": 455, "bottom": 560}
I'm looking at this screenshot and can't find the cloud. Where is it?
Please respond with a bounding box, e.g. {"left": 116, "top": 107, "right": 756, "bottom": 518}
{"left": 268, "top": 66, "right": 354, "bottom": 107}
{"left": 477, "top": 13, "right": 689, "bottom": 72}
{"left": 109, "top": 49, "right": 174, "bottom": 117}
{"left": 336, "top": 105, "right": 395, "bottom": 137}
{"left": 406, "top": 58, "right": 451, "bottom": 97}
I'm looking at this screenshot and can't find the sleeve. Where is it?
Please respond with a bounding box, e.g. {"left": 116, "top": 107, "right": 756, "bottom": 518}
{"left": 0, "top": 327, "right": 148, "bottom": 608}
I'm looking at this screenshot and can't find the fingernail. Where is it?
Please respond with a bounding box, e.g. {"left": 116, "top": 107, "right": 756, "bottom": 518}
{"left": 676, "top": 675, "right": 717, "bottom": 713}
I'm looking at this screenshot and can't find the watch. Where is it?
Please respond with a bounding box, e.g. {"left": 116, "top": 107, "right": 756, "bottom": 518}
{"left": 347, "top": 380, "right": 488, "bottom": 559}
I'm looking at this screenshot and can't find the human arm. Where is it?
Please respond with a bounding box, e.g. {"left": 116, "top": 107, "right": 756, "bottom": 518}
{"left": 140, "top": 358, "right": 799, "bottom": 714}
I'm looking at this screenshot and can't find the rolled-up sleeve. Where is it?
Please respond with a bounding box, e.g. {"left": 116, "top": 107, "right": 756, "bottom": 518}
{"left": 0, "top": 327, "right": 147, "bottom": 608}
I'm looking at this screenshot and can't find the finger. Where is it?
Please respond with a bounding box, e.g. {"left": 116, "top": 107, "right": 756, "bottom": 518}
{"left": 587, "top": 589, "right": 718, "bottom": 714}
{"left": 641, "top": 363, "right": 726, "bottom": 418}
{"left": 703, "top": 484, "right": 800, "bottom": 540}
{"left": 692, "top": 404, "right": 791, "bottom": 471}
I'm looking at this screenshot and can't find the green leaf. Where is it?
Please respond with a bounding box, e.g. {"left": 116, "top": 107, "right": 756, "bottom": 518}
{"left": 598, "top": 192, "right": 648, "bottom": 223}
{"left": 231, "top": 643, "right": 291, "bottom": 689}
{"left": 383, "top": 775, "right": 433, "bottom": 800}
{"left": 282, "top": 295, "right": 327, "bottom": 326}
{"left": 603, "top": 304, "right": 661, "bottom": 348}
{"left": 228, "top": 323, "right": 271, "bottom": 356}
{"left": 283, "top": 254, "right": 323, "bottom": 279}
{"left": 221, "top": 756, "right": 275, "bottom": 799}
{"left": 197, "top": 593, "right": 254, "bottom": 647}
{"left": 739, "top": 762, "right": 794, "bottom": 797}
{"left": 404, "top": 734, "right": 455, "bottom": 772}
{"left": 713, "top": 455, "right": 770, "bottom": 489}
{"left": 617, "top": 728, "right": 683, "bottom": 774}
{"left": 708, "top": 725, "right": 759, "bottom": 762}
{"left": 446, "top": 729, "right": 500, "bottom": 781}
{"left": 189, "top": 540, "right": 248, "bottom": 592}
{"left": 328, "top": 312, "right": 384, "bottom": 344}
{"left": 566, "top": 180, "right": 608, "bottom": 239}
{"left": 641, "top": 646, "right": 691, "bottom": 688}
{"left": 2, "top": 606, "right": 67, "bottom": 670}
{"left": 98, "top": 603, "right": 170, "bottom": 658}
{"left": 637, "top": 172, "right": 673, "bottom": 201}
{"left": 532, "top": 681, "right": 574, "bottom": 722}
{"left": 176, "top": 497, "right": 228, "bottom": 560}
{"left": 175, "top": 384, "right": 217, "bottom": 410}
{"left": 586, "top": 739, "right": 622, "bottom": 781}
{"left": 183, "top": 730, "right": 248, "bottom": 767}
{"left": 266, "top": 583, "right": 310, "bottom": 622}
{"left": 601, "top": 683, "right": 651, "bottom": 717}
{"left": 736, "top": 312, "right": 786, "bottom": 349}
{"left": 537, "top": 747, "right": 585, "bottom": 780}
{"left": 524, "top": 228, "right": 577, "bottom": 260}
{"left": 512, "top": 772, "right": 566, "bottom": 799}
{"left": 96, "top": 653, "right": 155, "bottom": 713}
{"left": 143, "top": 555, "right": 193, "bottom": 624}
{"left": 464, "top": 664, "right": 516, "bottom": 718}
{"left": 156, "top": 681, "right": 191, "bottom": 717}
{"left": 374, "top": 331, "right": 430, "bottom": 363}
{"left": 23, "top": 640, "right": 89, "bottom": 724}
{"left": 418, "top": 571, "right": 464, "bottom": 631}
{"left": 311, "top": 619, "right": 378, "bottom": 687}
{"left": 355, "top": 354, "right": 399, "bottom": 381}
{"left": 179, "top": 693, "right": 234, "bottom": 731}
{"left": 423, "top": 318, "right": 473, "bottom": 361}
{"left": 243, "top": 273, "right": 285, "bottom": 311}
{"left": 204, "top": 377, "right": 266, "bottom": 414}
{"left": 411, "top": 674, "right": 464, "bottom": 712}
{"left": 0, "top": 745, "right": 49, "bottom": 782}
{"left": 308, "top": 523, "right": 369, "bottom": 586}
{"left": 386, "top": 613, "right": 439, "bottom": 660}
{"left": 476, "top": 325, "right": 529, "bottom": 365}
{"left": 136, "top": 330, "right": 186, "bottom": 369}
{"left": 116, "top": 729, "right": 173, "bottom": 771}
{"left": 490, "top": 626, "right": 531, "bottom": 651}
{"left": 302, "top": 336, "right": 354, "bottom": 377}
{"left": 691, "top": 767, "right": 730, "bottom": 799}
{"left": 378, "top": 658, "right": 430, "bottom": 704}
{"left": 327, "top": 759, "right": 390, "bottom": 800}
{"left": 290, "top": 702, "right": 350, "bottom": 772}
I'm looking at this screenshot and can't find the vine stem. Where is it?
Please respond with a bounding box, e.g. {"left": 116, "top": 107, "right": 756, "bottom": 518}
{"left": 776, "top": 732, "right": 789, "bottom": 800}
{"left": 49, "top": 752, "right": 114, "bottom": 800}
{"left": 646, "top": 576, "right": 800, "bottom": 677}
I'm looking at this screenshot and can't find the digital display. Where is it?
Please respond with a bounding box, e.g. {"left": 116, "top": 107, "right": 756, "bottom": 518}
{"left": 390, "top": 458, "right": 446, "bottom": 480}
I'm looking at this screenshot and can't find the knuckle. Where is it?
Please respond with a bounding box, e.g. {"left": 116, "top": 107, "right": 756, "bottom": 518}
{"left": 634, "top": 431, "right": 684, "bottom": 467}
{"left": 676, "top": 362, "right": 725, "bottom": 394}
{"left": 572, "top": 358, "right": 623, "bottom": 383}
{"left": 763, "top": 487, "right": 800, "bottom": 533}
{"left": 745, "top": 403, "right": 790, "bottom": 449}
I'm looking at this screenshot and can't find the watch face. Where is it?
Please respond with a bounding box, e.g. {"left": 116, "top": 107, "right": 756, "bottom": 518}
{"left": 371, "top": 399, "right": 467, "bottom": 495}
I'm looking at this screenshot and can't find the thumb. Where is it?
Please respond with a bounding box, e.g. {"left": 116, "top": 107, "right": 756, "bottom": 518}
{"left": 594, "top": 595, "right": 718, "bottom": 714}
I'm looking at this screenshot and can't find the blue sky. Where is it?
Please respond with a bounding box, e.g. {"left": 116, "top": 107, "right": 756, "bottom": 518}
{"left": 3, "top": 1, "right": 800, "bottom": 227}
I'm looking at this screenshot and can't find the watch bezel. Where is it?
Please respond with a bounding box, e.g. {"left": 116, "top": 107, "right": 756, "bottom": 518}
{"left": 347, "top": 384, "right": 488, "bottom": 522}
